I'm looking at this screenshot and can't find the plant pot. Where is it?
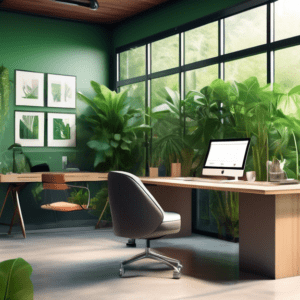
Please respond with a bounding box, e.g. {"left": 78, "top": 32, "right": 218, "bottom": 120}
{"left": 171, "top": 163, "right": 181, "bottom": 177}
{"left": 149, "top": 167, "right": 159, "bottom": 177}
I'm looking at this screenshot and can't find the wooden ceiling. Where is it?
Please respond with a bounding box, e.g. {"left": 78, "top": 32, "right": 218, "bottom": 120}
{"left": 0, "top": 0, "right": 173, "bottom": 24}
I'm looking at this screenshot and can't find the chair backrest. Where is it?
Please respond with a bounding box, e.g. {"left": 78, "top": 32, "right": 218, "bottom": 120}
{"left": 108, "top": 171, "right": 164, "bottom": 239}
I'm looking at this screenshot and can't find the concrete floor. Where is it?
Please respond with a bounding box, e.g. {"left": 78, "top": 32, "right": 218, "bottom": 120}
{"left": 1, "top": 228, "right": 300, "bottom": 300}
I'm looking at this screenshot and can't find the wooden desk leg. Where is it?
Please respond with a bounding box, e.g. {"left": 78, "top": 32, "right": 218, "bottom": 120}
{"left": 239, "top": 192, "right": 300, "bottom": 279}
{"left": 6, "top": 184, "right": 26, "bottom": 238}
{"left": 146, "top": 185, "right": 192, "bottom": 238}
{"left": 0, "top": 184, "right": 13, "bottom": 218}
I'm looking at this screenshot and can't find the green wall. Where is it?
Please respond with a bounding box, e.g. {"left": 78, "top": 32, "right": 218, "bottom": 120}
{"left": 0, "top": 11, "right": 111, "bottom": 230}
{"left": 112, "top": 0, "right": 245, "bottom": 48}
{"left": 0, "top": 10, "right": 111, "bottom": 171}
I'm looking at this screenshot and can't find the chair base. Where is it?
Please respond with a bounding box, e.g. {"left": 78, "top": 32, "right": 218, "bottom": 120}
{"left": 120, "top": 240, "right": 182, "bottom": 279}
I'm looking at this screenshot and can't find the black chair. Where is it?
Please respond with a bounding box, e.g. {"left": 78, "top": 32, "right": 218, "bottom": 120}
{"left": 108, "top": 171, "right": 183, "bottom": 279}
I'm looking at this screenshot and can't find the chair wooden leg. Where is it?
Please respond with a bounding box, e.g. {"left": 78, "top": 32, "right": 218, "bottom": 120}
{"left": 95, "top": 198, "right": 109, "bottom": 229}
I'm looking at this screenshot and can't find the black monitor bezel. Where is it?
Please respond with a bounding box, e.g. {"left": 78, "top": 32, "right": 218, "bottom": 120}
{"left": 203, "top": 138, "right": 251, "bottom": 170}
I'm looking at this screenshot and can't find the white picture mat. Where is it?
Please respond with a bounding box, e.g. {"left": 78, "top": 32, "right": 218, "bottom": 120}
{"left": 16, "top": 71, "right": 44, "bottom": 107}
{"left": 47, "top": 74, "right": 76, "bottom": 108}
{"left": 47, "top": 113, "right": 76, "bottom": 147}
{"left": 15, "top": 111, "right": 44, "bottom": 147}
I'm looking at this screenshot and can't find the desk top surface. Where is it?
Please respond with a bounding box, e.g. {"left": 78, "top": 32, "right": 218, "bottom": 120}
{"left": 0, "top": 172, "right": 109, "bottom": 183}
{"left": 1, "top": 172, "right": 300, "bottom": 195}
{"left": 141, "top": 177, "right": 300, "bottom": 195}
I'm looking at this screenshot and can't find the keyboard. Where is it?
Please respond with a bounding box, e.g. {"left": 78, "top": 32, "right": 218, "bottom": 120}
{"left": 274, "top": 179, "right": 299, "bottom": 185}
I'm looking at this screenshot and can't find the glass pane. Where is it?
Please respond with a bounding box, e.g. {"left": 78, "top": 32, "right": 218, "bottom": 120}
{"left": 225, "top": 6, "right": 266, "bottom": 53}
{"left": 120, "top": 82, "right": 146, "bottom": 176}
{"left": 152, "top": 35, "right": 179, "bottom": 73}
{"left": 120, "top": 82, "right": 145, "bottom": 112}
{"left": 185, "top": 65, "right": 218, "bottom": 95}
{"left": 120, "top": 46, "right": 145, "bottom": 80}
{"left": 225, "top": 53, "right": 267, "bottom": 87}
{"left": 185, "top": 22, "right": 218, "bottom": 64}
{"left": 151, "top": 74, "right": 179, "bottom": 108}
{"left": 275, "top": 0, "right": 300, "bottom": 41}
{"left": 275, "top": 45, "right": 300, "bottom": 93}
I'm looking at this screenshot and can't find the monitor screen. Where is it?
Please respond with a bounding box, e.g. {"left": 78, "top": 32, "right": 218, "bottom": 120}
{"left": 202, "top": 138, "right": 251, "bottom": 180}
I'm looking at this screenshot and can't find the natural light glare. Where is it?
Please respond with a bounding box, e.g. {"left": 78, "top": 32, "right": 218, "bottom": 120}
{"left": 275, "top": 0, "right": 300, "bottom": 41}
{"left": 225, "top": 6, "right": 266, "bottom": 53}
{"left": 225, "top": 53, "right": 267, "bottom": 87}
{"left": 275, "top": 45, "right": 300, "bottom": 93}
{"left": 185, "top": 65, "right": 218, "bottom": 94}
{"left": 120, "top": 46, "right": 145, "bottom": 80}
{"left": 152, "top": 35, "right": 179, "bottom": 73}
{"left": 185, "top": 22, "right": 218, "bottom": 64}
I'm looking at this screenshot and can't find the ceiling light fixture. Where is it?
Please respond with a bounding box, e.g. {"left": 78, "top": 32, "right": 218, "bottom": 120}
{"left": 52, "top": 0, "right": 99, "bottom": 10}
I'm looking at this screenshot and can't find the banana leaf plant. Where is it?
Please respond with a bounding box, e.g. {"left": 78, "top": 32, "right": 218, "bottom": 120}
{"left": 78, "top": 82, "right": 151, "bottom": 171}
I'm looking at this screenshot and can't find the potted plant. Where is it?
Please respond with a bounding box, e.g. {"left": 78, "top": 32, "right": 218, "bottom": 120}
{"left": 77, "top": 82, "right": 151, "bottom": 228}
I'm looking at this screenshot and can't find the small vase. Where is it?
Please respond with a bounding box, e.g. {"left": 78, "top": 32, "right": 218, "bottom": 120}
{"left": 171, "top": 163, "right": 181, "bottom": 177}
{"left": 149, "top": 167, "right": 159, "bottom": 177}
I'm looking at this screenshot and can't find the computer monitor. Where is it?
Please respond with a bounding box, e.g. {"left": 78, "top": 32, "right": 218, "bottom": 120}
{"left": 202, "top": 138, "right": 251, "bottom": 181}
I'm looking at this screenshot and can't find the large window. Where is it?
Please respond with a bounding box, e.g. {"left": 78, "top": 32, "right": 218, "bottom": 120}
{"left": 116, "top": 0, "right": 300, "bottom": 169}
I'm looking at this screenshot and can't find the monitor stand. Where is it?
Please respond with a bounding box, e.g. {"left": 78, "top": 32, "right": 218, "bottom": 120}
{"left": 221, "top": 176, "right": 239, "bottom": 182}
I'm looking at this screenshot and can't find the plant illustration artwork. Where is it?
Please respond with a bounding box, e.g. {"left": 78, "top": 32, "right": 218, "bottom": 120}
{"left": 47, "top": 113, "right": 76, "bottom": 147}
{"left": 19, "top": 115, "right": 39, "bottom": 139}
{"left": 15, "top": 70, "right": 44, "bottom": 107}
{"left": 47, "top": 74, "right": 76, "bottom": 108}
{"left": 53, "top": 118, "right": 71, "bottom": 140}
{"left": 15, "top": 111, "right": 44, "bottom": 147}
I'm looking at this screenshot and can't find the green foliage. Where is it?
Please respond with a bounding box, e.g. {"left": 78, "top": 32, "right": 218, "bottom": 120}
{"left": 210, "top": 191, "right": 239, "bottom": 241}
{"left": 22, "top": 85, "right": 38, "bottom": 99}
{"left": 68, "top": 188, "right": 89, "bottom": 206}
{"left": 151, "top": 76, "right": 300, "bottom": 239}
{"left": 151, "top": 87, "right": 193, "bottom": 175}
{"left": 89, "top": 186, "right": 111, "bottom": 221}
{"left": 77, "top": 82, "right": 150, "bottom": 171}
{"left": 0, "top": 258, "right": 34, "bottom": 300}
{"left": 0, "top": 65, "right": 10, "bottom": 143}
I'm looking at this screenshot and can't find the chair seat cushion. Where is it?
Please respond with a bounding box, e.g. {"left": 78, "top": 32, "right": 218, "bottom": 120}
{"left": 143, "top": 212, "right": 181, "bottom": 239}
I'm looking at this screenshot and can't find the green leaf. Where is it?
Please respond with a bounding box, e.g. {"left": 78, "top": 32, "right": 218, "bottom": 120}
{"left": 94, "top": 152, "right": 105, "bottom": 167}
{"left": 122, "top": 137, "right": 132, "bottom": 144}
{"left": 105, "top": 148, "right": 113, "bottom": 157}
{"left": 121, "top": 142, "right": 130, "bottom": 151}
{"left": 114, "top": 134, "right": 121, "bottom": 141}
{"left": 90, "top": 81, "right": 102, "bottom": 95}
{"left": 110, "top": 140, "right": 119, "bottom": 148}
{"left": 0, "top": 258, "right": 33, "bottom": 300}
{"left": 288, "top": 85, "right": 300, "bottom": 96}
{"left": 87, "top": 140, "right": 110, "bottom": 151}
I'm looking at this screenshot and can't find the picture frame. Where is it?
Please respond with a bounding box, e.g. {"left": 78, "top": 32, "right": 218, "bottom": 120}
{"left": 47, "top": 74, "right": 76, "bottom": 108}
{"left": 15, "top": 70, "right": 45, "bottom": 107}
{"left": 47, "top": 113, "right": 76, "bottom": 147}
{"left": 15, "top": 111, "right": 45, "bottom": 147}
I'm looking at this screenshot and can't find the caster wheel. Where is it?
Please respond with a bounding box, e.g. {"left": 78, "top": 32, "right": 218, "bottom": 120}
{"left": 119, "top": 267, "right": 125, "bottom": 277}
{"left": 173, "top": 271, "right": 181, "bottom": 279}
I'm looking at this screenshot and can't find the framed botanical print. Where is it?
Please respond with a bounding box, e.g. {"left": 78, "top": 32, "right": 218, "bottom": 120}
{"left": 15, "top": 111, "right": 45, "bottom": 147}
{"left": 47, "top": 113, "right": 76, "bottom": 147}
{"left": 47, "top": 74, "right": 76, "bottom": 108}
{"left": 15, "top": 70, "right": 44, "bottom": 107}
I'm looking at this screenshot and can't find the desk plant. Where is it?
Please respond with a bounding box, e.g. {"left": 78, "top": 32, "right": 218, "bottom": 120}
{"left": 77, "top": 82, "right": 150, "bottom": 228}
{"left": 0, "top": 258, "right": 34, "bottom": 300}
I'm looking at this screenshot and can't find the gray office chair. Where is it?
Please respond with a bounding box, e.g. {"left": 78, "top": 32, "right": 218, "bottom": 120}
{"left": 108, "top": 171, "right": 183, "bottom": 279}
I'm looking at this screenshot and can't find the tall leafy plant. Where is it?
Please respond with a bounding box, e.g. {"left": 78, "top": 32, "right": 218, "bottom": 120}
{"left": 78, "top": 82, "right": 150, "bottom": 171}
{"left": 77, "top": 82, "right": 150, "bottom": 228}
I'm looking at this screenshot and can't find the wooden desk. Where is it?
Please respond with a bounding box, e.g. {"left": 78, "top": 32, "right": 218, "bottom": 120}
{"left": 1, "top": 173, "right": 300, "bottom": 279}
{"left": 140, "top": 177, "right": 300, "bottom": 280}
{"left": 0, "top": 172, "right": 108, "bottom": 238}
